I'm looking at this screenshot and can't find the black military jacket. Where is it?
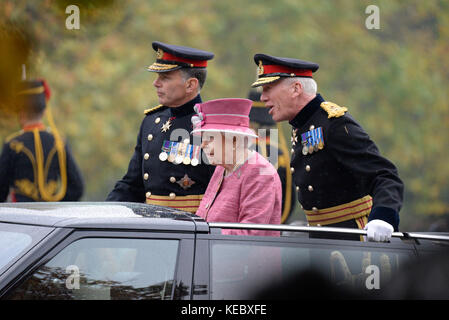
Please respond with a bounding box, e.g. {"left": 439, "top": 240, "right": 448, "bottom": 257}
{"left": 289, "top": 94, "right": 404, "bottom": 230}
{"left": 107, "top": 95, "right": 215, "bottom": 209}
{"left": 0, "top": 127, "right": 84, "bottom": 202}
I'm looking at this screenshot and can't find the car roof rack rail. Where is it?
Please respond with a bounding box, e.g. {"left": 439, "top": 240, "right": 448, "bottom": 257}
{"left": 208, "top": 222, "right": 449, "bottom": 242}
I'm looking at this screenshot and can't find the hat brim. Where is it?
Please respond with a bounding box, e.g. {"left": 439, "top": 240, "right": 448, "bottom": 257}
{"left": 251, "top": 76, "right": 281, "bottom": 88}
{"left": 147, "top": 62, "right": 182, "bottom": 73}
{"left": 191, "top": 126, "right": 258, "bottom": 139}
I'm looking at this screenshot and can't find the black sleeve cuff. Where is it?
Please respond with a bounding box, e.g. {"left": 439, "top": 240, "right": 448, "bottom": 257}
{"left": 368, "top": 206, "right": 400, "bottom": 231}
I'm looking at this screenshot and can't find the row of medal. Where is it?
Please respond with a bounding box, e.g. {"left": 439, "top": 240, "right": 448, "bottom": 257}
{"left": 301, "top": 127, "right": 324, "bottom": 155}
{"left": 159, "top": 140, "right": 201, "bottom": 166}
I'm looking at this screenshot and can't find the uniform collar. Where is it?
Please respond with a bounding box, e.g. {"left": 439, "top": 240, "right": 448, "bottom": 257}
{"left": 289, "top": 93, "right": 324, "bottom": 129}
{"left": 22, "top": 122, "right": 46, "bottom": 131}
{"left": 169, "top": 94, "right": 202, "bottom": 117}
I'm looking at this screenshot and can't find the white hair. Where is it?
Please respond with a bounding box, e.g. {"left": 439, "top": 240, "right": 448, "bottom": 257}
{"left": 284, "top": 77, "right": 317, "bottom": 95}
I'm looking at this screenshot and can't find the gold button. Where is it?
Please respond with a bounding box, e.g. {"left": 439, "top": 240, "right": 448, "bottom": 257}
{"left": 312, "top": 207, "right": 318, "bottom": 212}
{"left": 169, "top": 192, "right": 176, "bottom": 199}
{"left": 308, "top": 185, "right": 314, "bottom": 192}
{"left": 305, "top": 165, "right": 311, "bottom": 172}
{"left": 184, "top": 138, "right": 190, "bottom": 144}
{"left": 317, "top": 224, "right": 321, "bottom": 227}
{"left": 143, "top": 173, "right": 149, "bottom": 180}
{"left": 296, "top": 186, "right": 300, "bottom": 192}
{"left": 155, "top": 117, "right": 160, "bottom": 124}
{"left": 309, "top": 125, "right": 315, "bottom": 130}
{"left": 147, "top": 134, "right": 153, "bottom": 141}
{"left": 144, "top": 153, "right": 149, "bottom": 160}
{"left": 146, "top": 191, "right": 151, "bottom": 198}
{"left": 169, "top": 176, "right": 176, "bottom": 183}
{"left": 290, "top": 167, "right": 295, "bottom": 174}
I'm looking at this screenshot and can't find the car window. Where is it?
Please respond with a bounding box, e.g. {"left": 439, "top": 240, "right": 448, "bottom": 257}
{"left": 0, "top": 223, "right": 53, "bottom": 275}
{"left": 0, "top": 232, "right": 32, "bottom": 272}
{"left": 7, "top": 238, "right": 179, "bottom": 300}
{"left": 209, "top": 240, "right": 414, "bottom": 299}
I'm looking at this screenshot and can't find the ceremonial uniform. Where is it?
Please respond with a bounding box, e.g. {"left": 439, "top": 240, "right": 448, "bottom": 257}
{"left": 251, "top": 54, "right": 404, "bottom": 237}
{"left": 106, "top": 42, "right": 215, "bottom": 212}
{"left": 0, "top": 80, "right": 84, "bottom": 202}
{"left": 289, "top": 94, "right": 403, "bottom": 231}
{"left": 248, "top": 90, "right": 295, "bottom": 223}
{"left": 106, "top": 95, "right": 215, "bottom": 211}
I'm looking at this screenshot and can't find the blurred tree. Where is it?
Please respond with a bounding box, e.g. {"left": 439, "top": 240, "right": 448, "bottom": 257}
{"left": 0, "top": 0, "right": 448, "bottom": 231}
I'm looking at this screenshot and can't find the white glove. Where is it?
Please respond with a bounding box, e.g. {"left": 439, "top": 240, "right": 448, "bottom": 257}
{"left": 364, "top": 219, "right": 394, "bottom": 242}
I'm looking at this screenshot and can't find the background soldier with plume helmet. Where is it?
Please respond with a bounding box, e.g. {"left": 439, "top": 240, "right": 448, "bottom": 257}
{"left": 0, "top": 78, "right": 84, "bottom": 202}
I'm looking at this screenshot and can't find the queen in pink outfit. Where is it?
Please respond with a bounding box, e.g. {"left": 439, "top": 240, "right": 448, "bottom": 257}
{"left": 191, "top": 98, "right": 282, "bottom": 236}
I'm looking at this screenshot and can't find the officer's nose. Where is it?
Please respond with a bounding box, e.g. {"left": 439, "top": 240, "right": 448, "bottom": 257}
{"left": 260, "top": 90, "right": 268, "bottom": 103}
{"left": 153, "top": 77, "right": 161, "bottom": 88}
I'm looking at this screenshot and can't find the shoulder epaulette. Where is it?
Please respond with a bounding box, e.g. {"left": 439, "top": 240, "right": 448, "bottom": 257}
{"left": 144, "top": 104, "right": 165, "bottom": 115}
{"left": 5, "top": 130, "right": 24, "bottom": 143}
{"left": 320, "top": 101, "right": 348, "bottom": 118}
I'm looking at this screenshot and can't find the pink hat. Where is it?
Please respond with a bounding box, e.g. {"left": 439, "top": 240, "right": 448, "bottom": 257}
{"left": 191, "top": 98, "right": 257, "bottom": 138}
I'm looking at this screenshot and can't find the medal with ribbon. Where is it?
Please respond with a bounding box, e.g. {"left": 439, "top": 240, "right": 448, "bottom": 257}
{"left": 301, "top": 131, "right": 311, "bottom": 155}
{"left": 191, "top": 145, "right": 200, "bottom": 166}
{"left": 301, "top": 127, "right": 324, "bottom": 155}
{"left": 175, "top": 142, "right": 187, "bottom": 165}
{"left": 167, "top": 142, "right": 179, "bottom": 163}
{"left": 317, "top": 127, "right": 324, "bottom": 149}
{"left": 183, "top": 144, "right": 193, "bottom": 165}
{"left": 159, "top": 140, "right": 171, "bottom": 161}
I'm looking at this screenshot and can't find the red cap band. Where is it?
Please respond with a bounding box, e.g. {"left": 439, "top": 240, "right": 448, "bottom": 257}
{"left": 262, "top": 64, "right": 313, "bottom": 77}
{"left": 162, "top": 52, "right": 208, "bottom": 67}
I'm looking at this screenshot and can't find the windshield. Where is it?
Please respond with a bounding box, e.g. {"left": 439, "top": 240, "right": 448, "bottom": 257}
{"left": 0, "top": 223, "right": 54, "bottom": 275}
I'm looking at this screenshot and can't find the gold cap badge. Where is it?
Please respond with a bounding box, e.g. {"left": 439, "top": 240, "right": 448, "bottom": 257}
{"left": 257, "top": 60, "right": 264, "bottom": 75}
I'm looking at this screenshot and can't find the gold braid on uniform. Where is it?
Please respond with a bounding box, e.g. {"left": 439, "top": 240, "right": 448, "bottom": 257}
{"left": 147, "top": 63, "right": 179, "bottom": 71}
{"left": 18, "top": 86, "right": 68, "bottom": 201}
{"left": 35, "top": 104, "right": 68, "bottom": 201}
{"left": 144, "top": 104, "right": 164, "bottom": 115}
{"left": 320, "top": 101, "right": 348, "bottom": 118}
{"left": 9, "top": 139, "right": 40, "bottom": 200}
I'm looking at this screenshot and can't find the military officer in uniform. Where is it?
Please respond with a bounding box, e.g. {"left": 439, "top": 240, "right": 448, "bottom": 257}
{"left": 107, "top": 42, "right": 216, "bottom": 213}
{"left": 250, "top": 54, "right": 404, "bottom": 241}
{"left": 248, "top": 89, "right": 296, "bottom": 224}
{"left": 0, "top": 79, "right": 84, "bottom": 202}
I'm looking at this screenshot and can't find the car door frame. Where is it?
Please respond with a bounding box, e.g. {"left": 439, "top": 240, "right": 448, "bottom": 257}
{"left": 1, "top": 228, "right": 196, "bottom": 300}
{"left": 192, "top": 231, "right": 419, "bottom": 300}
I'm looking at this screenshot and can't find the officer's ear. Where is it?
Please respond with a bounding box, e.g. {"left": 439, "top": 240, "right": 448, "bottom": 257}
{"left": 291, "top": 80, "right": 303, "bottom": 98}
{"left": 185, "top": 77, "right": 199, "bottom": 94}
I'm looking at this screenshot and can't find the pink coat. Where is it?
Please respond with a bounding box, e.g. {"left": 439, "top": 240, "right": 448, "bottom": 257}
{"left": 196, "top": 152, "right": 282, "bottom": 236}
